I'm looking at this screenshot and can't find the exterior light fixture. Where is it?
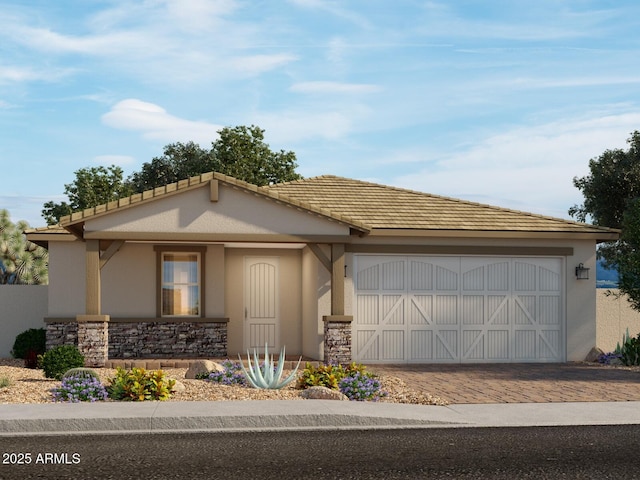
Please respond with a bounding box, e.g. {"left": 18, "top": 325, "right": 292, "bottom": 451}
{"left": 575, "top": 263, "right": 590, "bottom": 280}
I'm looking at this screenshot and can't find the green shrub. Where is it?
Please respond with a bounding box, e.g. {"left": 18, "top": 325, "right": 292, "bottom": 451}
{"left": 11, "top": 328, "right": 46, "bottom": 360}
{"left": 619, "top": 331, "right": 640, "bottom": 366}
{"left": 107, "top": 367, "right": 175, "bottom": 401}
{"left": 297, "top": 362, "right": 370, "bottom": 390}
{"left": 41, "top": 346, "right": 85, "bottom": 380}
{"left": 0, "top": 377, "right": 10, "bottom": 389}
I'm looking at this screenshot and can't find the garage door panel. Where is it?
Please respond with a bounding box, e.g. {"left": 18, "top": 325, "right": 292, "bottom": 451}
{"left": 355, "top": 330, "right": 378, "bottom": 361}
{"left": 381, "top": 295, "right": 404, "bottom": 325}
{"left": 354, "top": 256, "right": 564, "bottom": 363}
{"left": 435, "top": 330, "right": 458, "bottom": 361}
{"left": 382, "top": 330, "right": 405, "bottom": 360}
{"left": 462, "top": 330, "right": 484, "bottom": 359}
{"left": 410, "top": 330, "right": 433, "bottom": 360}
{"left": 488, "top": 295, "right": 509, "bottom": 325}
{"left": 435, "top": 296, "right": 458, "bottom": 325}
{"left": 382, "top": 260, "right": 405, "bottom": 290}
{"left": 462, "top": 296, "right": 484, "bottom": 325}
{"left": 356, "top": 295, "right": 379, "bottom": 325}
{"left": 409, "top": 295, "right": 432, "bottom": 325}
{"left": 410, "top": 260, "right": 433, "bottom": 290}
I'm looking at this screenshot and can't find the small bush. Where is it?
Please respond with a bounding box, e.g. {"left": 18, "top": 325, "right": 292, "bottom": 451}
{"left": 620, "top": 332, "right": 640, "bottom": 366}
{"left": 11, "top": 328, "right": 46, "bottom": 360}
{"left": 0, "top": 377, "right": 10, "bottom": 389}
{"left": 107, "top": 367, "right": 175, "bottom": 401}
{"left": 41, "top": 346, "right": 85, "bottom": 380}
{"left": 297, "top": 362, "right": 371, "bottom": 390}
{"left": 51, "top": 373, "right": 108, "bottom": 403}
{"left": 197, "top": 360, "right": 247, "bottom": 386}
{"left": 338, "top": 372, "right": 387, "bottom": 401}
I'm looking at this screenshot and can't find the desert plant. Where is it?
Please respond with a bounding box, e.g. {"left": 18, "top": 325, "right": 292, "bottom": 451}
{"left": 338, "top": 371, "right": 387, "bottom": 401}
{"left": 196, "top": 360, "right": 247, "bottom": 386}
{"left": 41, "top": 345, "right": 85, "bottom": 380}
{"left": 239, "top": 344, "right": 301, "bottom": 389}
{"left": 51, "top": 373, "right": 108, "bottom": 403}
{"left": 107, "top": 367, "right": 175, "bottom": 401}
{"left": 11, "top": 328, "right": 46, "bottom": 361}
{"left": 619, "top": 331, "right": 640, "bottom": 366}
{"left": 0, "top": 377, "right": 10, "bottom": 389}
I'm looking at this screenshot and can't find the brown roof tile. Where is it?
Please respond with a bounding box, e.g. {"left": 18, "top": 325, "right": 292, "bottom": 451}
{"left": 265, "top": 175, "right": 619, "bottom": 236}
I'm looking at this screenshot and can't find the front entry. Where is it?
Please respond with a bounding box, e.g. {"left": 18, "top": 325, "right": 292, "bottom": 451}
{"left": 244, "top": 257, "right": 280, "bottom": 352}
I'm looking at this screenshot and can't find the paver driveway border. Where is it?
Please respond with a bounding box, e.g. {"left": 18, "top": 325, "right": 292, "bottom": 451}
{"left": 370, "top": 363, "right": 640, "bottom": 404}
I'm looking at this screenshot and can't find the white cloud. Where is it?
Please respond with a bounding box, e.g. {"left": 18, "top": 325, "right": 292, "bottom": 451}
{"left": 290, "top": 81, "right": 381, "bottom": 94}
{"left": 101, "top": 99, "right": 223, "bottom": 145}
{"left": 229, "top": 54, "right": 298, "bottom": 75}
{"left": 391, "top": 111, "right": 640, "bottom": 219}
{"left": 0, "top": 65, "right": 73, "bottom": 84}
{"left": 93, "top": 155, "right": 136, "bottom": 166}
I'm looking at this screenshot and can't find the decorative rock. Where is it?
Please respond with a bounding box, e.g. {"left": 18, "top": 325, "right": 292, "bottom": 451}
{"left": 185, "top": 360, "right": 224, "bottom": 379}
{"left": 172, "top": 380, "right": 186, "bottom": 392}
{"left": 585, "top": 346, "right": 605, "bottom": 363}
{"left": 300, "top": 386, "right": 349, "bottom": 401}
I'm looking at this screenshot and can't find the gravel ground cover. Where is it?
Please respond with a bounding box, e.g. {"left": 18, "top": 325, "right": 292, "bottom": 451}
{"left": 0, "top": 358, "right": 448, "bottom": 405}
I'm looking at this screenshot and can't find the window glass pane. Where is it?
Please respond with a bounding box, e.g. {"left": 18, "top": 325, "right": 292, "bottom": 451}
{"left": 163, "top": 254, "right": 198, "bottom": 284}
{"left": 161, "top": 253, "right": 200, "bottom": 316}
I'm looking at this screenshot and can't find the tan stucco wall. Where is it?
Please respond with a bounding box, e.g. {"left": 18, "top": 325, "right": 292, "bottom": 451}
{"left": 85, "top": 185, "right": 349, "bottom": 236}
{"left": 597, "top": 289, "right": 640, "bottom": 352}
{"left": 48, "top": 241, "right": 85, "bottom": 316}
{"left": 0, "top": 285, "right": 47, "bottom": 357}
{"left": 224, "top": 248, "right": 302, "bottom": 356}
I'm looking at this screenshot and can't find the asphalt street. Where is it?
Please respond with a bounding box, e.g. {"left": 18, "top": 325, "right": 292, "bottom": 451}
{"left": 1, "top": 425, "right": 639, "bottom": 479}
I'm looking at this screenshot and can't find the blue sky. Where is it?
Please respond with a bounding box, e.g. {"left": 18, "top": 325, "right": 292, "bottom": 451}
{"left": 2, "top": 0, "right": 640, "bottom": 227}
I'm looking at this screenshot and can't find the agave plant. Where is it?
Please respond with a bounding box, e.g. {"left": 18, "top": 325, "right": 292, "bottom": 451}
{"left": 239, "top": 344, "right": 301, "bottom": 389}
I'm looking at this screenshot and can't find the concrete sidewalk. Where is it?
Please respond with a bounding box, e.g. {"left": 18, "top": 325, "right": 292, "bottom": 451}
{"left": 1, "top": 400, "right": 640, "bottom": 436}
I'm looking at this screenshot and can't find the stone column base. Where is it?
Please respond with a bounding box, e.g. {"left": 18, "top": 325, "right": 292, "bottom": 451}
{"left": 76, "top": 315, "right": 110, "bottom": 367}
{"left": 323, "top": 315, "right": 353, "bottom": 365}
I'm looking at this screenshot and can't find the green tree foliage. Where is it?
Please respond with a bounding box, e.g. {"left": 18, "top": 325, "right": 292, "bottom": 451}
{"left": 42, "top": 166, "right": 132, "bottom": 225}
{"left": 127, "top": 125, "right": 301, "bottom": 192}
{"left": 42, "top": 125, "right": 302, "bottom": 224}
{"left": 126, "top": 141, "right": 215, "bottom": 193}
{"left": 570, "top": 131, "right": 640, "bottom": 309}
{"left": 210, "top": 125, "right": 301, "bottom": 186}
{"left": 0, "top": 209, "right": 48, "bottom": 284}
{"left": 569, "top": 131, "right": 640, "bottom": 228}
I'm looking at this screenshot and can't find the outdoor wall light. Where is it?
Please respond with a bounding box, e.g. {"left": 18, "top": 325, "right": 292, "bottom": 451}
{"left": 575, "top": 263, "right": 590, "bottom": 280}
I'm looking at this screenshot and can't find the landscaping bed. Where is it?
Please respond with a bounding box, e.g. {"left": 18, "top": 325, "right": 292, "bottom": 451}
{"left": 0, "top": 358, "right": 448, "bottom": 406}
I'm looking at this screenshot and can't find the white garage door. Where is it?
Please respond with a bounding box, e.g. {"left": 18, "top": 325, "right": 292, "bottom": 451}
{"left": 353, "top": 255, "right": 564, "bottom": 363}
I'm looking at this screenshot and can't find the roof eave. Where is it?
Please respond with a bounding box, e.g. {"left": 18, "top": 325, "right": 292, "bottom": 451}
{"left": 367, "top": 228, "right": 621, "bottom": 241}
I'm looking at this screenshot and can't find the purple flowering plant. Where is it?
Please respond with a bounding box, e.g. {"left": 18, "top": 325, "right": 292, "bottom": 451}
{"left": 51, "top": 373, "right": 109, "bottom": 403}
{"left": 338, "top": 371, "right": 387, "bottom": 401}
{"left": 197, "top": 359, "right": 248, "bottom": 386}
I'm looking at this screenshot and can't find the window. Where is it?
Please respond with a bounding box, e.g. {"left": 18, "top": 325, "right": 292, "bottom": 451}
{"left": 161, "top": 252, "right": 201, "bottom": 317}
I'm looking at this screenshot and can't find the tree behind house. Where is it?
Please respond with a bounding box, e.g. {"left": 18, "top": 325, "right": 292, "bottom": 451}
{"left": 570, "top": 130, "right": 640, "bottom": 309}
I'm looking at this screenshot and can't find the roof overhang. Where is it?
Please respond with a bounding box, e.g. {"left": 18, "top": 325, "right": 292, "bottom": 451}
{"left": 368, "top": 228, "right": 621, "bottom": 242}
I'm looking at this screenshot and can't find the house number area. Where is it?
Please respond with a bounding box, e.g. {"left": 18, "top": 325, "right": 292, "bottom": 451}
{"left": 3, "top": 452, "right": 81, "bottom": 465}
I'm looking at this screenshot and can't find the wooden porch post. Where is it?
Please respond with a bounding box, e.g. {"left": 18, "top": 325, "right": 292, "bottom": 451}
{"left": 76, "top": 239, "right": 110, "bottom": 367}
{"left": 331, "top": 243, "right": 345, "bottom": 316}
{"left": 323, "top": 243, "right": 352, "bottom": 364}
{"left": 85, "top": 239, "right": 101, "bottom": 315}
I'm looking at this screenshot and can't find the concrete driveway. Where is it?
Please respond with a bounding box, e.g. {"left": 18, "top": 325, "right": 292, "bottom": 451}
{"left": 370, "top": 363, "right": 640, "bottom": 404}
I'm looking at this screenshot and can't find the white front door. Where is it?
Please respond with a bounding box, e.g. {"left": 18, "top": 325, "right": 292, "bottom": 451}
{"left": 244, "top": 257, "right": 279, "bottom": 352}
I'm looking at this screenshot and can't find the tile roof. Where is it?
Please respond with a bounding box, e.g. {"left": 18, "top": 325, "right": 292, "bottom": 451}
{"left": 265, "top": 175, "right": 619, "bottom": 237}
{"left": 47, "top": 172, "right": 618, "bottom": 240}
